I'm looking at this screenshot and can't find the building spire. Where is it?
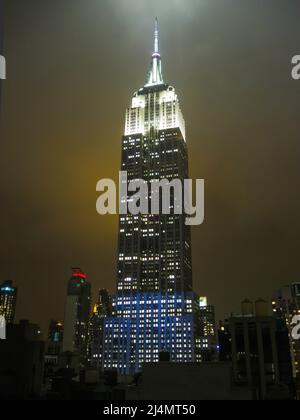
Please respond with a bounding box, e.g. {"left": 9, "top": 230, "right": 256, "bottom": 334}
{"left": 154, "top": 17, "right": 159, "bottom": 54}
{"left": 145, "top": 18, "right": 164, "bottom": 87}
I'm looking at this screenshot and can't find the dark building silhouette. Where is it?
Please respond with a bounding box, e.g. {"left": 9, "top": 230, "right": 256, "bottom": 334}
{"left": 45, "top": 320, "right": 63, "bottom": 369}
{"left": 44, "top": 320, "right": 63, "bottom": 392}
{"left": 127, "top": 362, "right": 252, "bottom": 400}
{"left": 0, "top": 320, "right": 44, "bottom": 399}
{"left": 218, "top": 300, "right": 294, "bottom": 400}
{"left": 0, "top": 280, "right": 17, "bottom": 324}
{"left": 48, "top": 319, "right": 63, "bottom": 346}
{"left": 218, "top": 320, "right": 232, "bottom": 363}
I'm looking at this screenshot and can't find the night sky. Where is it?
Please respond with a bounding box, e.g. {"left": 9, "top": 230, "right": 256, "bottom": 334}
{"left": 1, "top": 0, "right": 300, "bottom": 333}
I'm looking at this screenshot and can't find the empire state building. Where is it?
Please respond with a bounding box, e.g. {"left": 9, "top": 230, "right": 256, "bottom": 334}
{"left": 102, "top": 20, "right": 201, "bottom": 374}
{"left": 119, "top": 19, "right": 192, "bottom": 295}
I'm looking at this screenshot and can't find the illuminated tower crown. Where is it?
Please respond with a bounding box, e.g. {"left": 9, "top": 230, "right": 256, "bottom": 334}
{"left": 124, "top": 19, "right": 186, "bottom": 141}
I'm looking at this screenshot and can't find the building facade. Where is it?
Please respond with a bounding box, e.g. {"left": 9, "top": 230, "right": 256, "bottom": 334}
{"left": 195, "top": 297, "right": 217, "bottom": 362}
{"left": 103, "top": 292, "right": 197, "bottom": 373}
{"left": 0, "top": 280, "right": 17, "bottom": 324}
{"left": 44, "top": 320, "right": 63, "bottom": 388}
{"left": 89, "top": 289, "right": 111, "bottom": 368}
{"left": 103, "top": 20, "right": 201, "bottom": 375}
{"left": 272, "top": 283, "right": 300, "bottom": 382}
{"left": 45, "top": 320, "right": 63, "bottom": 361}
{"left": 62, "top": 269, "right": 91, "bottom": 366}
{"left": 117, "top": 20, "right": 191, "bottom": 296}
{"left": 218, "top": 300, "right": 293, "bottom": 400}
{"left": 48, "top": 320, "right": 63, "bottom": 345}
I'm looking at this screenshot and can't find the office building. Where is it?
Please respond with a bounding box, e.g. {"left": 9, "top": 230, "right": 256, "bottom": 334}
{"left": 44, "top": 320, "right": 63, "bottom": 388}
{"left": 102, "top": 20, "right": 201, "bottom": 374}
{"left": 218, "top": 300, "right": 293, "bottom": 400}
{"left": 0, "top": 280, "right": 18, "bottom": 324}
{"left": 272, "top": 283, "right": 300, "bottom": 381}
{"left": 48, "top": 319, "right": 63, "bottom": 345}
{"left": 62, "top": 268, "right": 91, "bottom": 367}
{"left": 195, "top": 297, "right": 217, "bottom": 362}
{"left": 89, "top": 289, "right": 111, "bottom": 368}
{"left": 45, "top": 320, "right": 63, "bottom": 364}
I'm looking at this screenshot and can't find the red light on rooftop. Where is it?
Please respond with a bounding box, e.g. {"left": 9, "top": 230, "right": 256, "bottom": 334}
{"left": 73, "top": 273, "right": 87, "bottom": 279}
{"left": 71, "top": 268, "right": 87, "bottom": 279}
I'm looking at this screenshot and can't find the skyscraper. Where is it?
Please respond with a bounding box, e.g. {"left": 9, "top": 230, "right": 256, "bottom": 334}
{"left": 118, "top": 18, "right": 191, "bottom": 295}
{"left": 48, "top": 319, "right": 64, "bottom": 343}
{"left": 195, "top": 297, "right": 217, "bottom": 362}
{"left": 0, "top": 280, "right": 17, "bottom": 324}
{"left": 272, "top": 283, "right": 300, "bottom": 383}
{"left": 89, "top": 289, "right": 111, "bottom": 368}
{"left": 44, "top": 320, "right": 63, "bottom": 382}
{"left": 62, "top": 268, "right": 91, "bottom": 366}
{"left": 103, "top": 20, "right": 200, "bottom": 374}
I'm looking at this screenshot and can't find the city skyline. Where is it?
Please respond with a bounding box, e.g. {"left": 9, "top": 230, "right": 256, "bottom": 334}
{"left": 1, "top": 0, "right": 300, "bottom": 334}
